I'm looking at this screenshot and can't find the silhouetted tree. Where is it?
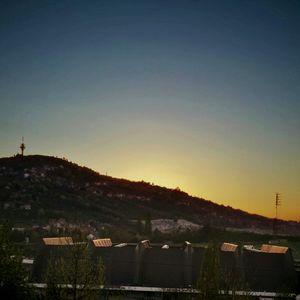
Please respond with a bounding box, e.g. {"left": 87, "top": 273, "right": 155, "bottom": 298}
{"left": 45, "top": 242, "right": 104, "bottom": 300}
{"left": 144, "top": 213, "right": 152, "bottom": 237}
{"left": 0, "top": 223, "right": 35, "bottom": 300}
{"left": 197, "top": 242, "right": 220, "bottom": 300}
{"left": 136, "top": 218, "right": 143, "bottom": 235}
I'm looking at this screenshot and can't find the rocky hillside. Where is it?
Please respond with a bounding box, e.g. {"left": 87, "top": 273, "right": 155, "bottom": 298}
{"left": 0, "top": 155, "right": 299, "bottom": 236}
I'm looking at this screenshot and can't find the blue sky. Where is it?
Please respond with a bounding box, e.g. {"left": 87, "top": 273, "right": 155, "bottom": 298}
{"left": 1, "top": 0, "right": 299, "bottom": 219}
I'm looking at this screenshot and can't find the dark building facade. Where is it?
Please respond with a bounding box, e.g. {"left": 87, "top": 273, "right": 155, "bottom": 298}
{"left": 32, "top": 238, "right": 298, "bottom": 295}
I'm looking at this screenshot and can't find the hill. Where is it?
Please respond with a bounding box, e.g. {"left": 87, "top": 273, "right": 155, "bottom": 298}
{"left": 0, "top": 155, "right": 299, "bottom": 237}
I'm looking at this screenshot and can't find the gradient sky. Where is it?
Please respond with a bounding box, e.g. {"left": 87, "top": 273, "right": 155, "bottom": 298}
{"left": 1, "top": 0, "right": 299, "bottom": 221}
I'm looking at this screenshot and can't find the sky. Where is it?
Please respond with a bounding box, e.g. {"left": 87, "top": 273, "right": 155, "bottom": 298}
{"left": 0, "top": 0, "right": 299, "bottom": 221}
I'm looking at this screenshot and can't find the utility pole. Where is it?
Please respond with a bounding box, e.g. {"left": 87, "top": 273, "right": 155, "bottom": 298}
{"left": 20, "top": 137, "right": 26, "bottom": 156}
{"left": 275, "top": 192, "right": 281, "bottom": 219}
{"left": 273, "top": 193, "right": 282, "bottom": 235}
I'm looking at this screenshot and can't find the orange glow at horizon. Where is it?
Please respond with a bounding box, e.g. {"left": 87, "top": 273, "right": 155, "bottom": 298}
{"left": 79, "top": 152, "right": 299, "bottom": 222}
{"left": 119, "top": 173, "right": 299, "bottom": 222}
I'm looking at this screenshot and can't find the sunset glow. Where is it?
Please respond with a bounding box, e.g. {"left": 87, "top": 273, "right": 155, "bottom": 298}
{"left": 1, "top": 0, "right": 299, "bottom": 221}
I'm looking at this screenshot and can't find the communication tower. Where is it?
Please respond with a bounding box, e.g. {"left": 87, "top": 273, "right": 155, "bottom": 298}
{"left": 20, "top": 137, "right": 26, "bottom": 156}
{"left": 275, "top": 192, "right": 281, "bottom": 219}
{"left": 273, "top": 192, "right": 282, "bottom": 235}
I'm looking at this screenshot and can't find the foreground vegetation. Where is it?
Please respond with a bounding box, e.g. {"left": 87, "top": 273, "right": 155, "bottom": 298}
{"left": 1, "top": 223, "right": 299, "bottom": 299}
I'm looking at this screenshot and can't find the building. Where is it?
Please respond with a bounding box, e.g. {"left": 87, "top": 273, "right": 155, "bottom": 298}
{"left": 31, "top": 238, "right": 299, "bottom": 298}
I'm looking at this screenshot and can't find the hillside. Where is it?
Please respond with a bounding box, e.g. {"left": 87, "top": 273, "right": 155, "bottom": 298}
{"left": 0, "top": 155, "right": 299, "bottom": 236}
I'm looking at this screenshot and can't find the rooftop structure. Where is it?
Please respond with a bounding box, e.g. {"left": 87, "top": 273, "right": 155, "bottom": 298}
{"left": 32, "top": 238, "right": 298, "bottom": 294}
{"left": 42, "top": 236, "right": 73, "bottom": 245}
{"left": 92, "top": 238, "right": 112, "bottom": 247}
{"left": 261, "top": 244, "right": 289, "bottom": 254}
{"left": 221, "top": 242, "right": 238, "bottom": 252}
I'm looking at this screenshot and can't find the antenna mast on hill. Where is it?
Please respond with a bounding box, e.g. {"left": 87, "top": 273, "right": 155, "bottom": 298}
{"left": 275, "top": 192, "right": 281, "bottom": 219}
{"left": 20, "top": 136, "right": 26, "bottom": 156}
{"left": 273, "top": 192, "right": 282, "bottom": 235}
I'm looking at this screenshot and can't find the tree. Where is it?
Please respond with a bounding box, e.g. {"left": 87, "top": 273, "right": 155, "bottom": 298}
{"left": 45, "top": 242, "right": 104, "bottom": 300}
{"left": 144, "top": 213, "right": 152, "bottom": 237}
{"left": 197, "top": 242, "right": 252, "bottom": 300}
{"left": 136, "top": 218, "right": 143, "bottom": 235}
{"left": 0, "top": 223, "right": 35, "bottom": 300}
{"left": 197, "top": 242, "right": 220, "bottom": 300}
